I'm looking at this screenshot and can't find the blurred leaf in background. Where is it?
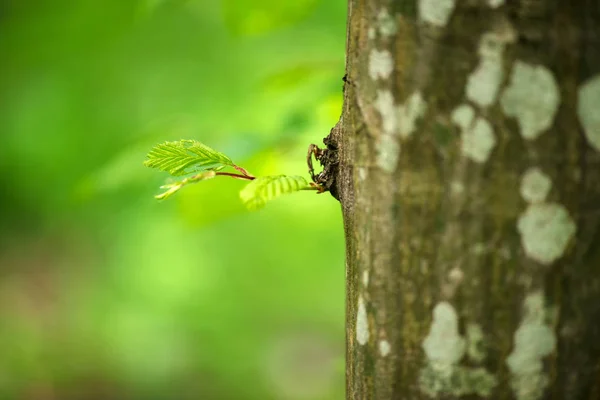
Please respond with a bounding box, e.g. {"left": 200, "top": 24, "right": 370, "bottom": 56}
{"left": 0, "top": 0, "right": 346, "bottom": 399}
{"left": 222, "top": 0, "right": 320, "bottom": 36}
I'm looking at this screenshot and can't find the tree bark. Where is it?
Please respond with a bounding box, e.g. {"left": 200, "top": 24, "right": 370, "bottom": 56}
{"left": 325, "top": 0, "right": 600, "bottom": 399}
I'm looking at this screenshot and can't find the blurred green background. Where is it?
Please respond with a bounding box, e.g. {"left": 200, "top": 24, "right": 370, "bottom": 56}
{"left": 0, "top": 1, "right": 347, "bottom": 399}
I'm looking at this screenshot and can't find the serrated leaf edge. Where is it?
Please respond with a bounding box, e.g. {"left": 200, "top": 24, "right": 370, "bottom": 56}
{"left": 144, "top": 140, "right": 235, "bottom": 176}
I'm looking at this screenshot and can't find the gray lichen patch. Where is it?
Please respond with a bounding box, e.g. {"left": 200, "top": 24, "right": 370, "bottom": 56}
{"left": 357, "top": 167, "right": 368, "bottom": 183}
{"left": 461, "top": 117, "right": 496, "bottom": 163}
{"left": 374, "top": 89, "right": 427, "bottom": 140}
{"left": 375, "top": 89, "right": 396, "bottom": 134}
{"left": 379, "top": 340, "right": 391, "bottom": 357}
{"left": 419, "top": 302, "right": 497, "bottom": 397}
{"left": 500, "top": 61, "right": 560, "bottom": 141}
{"left": 422, "top": 302, "right": 466, "bottom": 365}
{"left": 519, "top": 167, "right": 552, "bottom": 204}
{"left": 376, "top": 134, "right": 400, "bottom": 173}
{"left": 450, "top": 181, "right": 465, "bottom": 196}
{"left": 451, "top": 103, "right": 475, "bottom": 128}
{"left": 376, "top": 8, "right": 397, "bottom": 37}
{"left": 368, "top": 49, "right": 393, "bottom": 81}
{"left": 451, "top": 104, "right": 497, "bottom": 163}
{"left": 420, "top": 365, "right": 497, "bottom": 398}
{"left": 442, "top": 267, "right": 465, "bottom": 299}
{"left": 466, "top": 323, "right": 486, "bottom": 363}
{"left": 506, "top": 292, "right": 557, "bottom": 400}
{"left": 398, "top": 91, "right": 427, "bottom": 139}
{"left": 418, "top": 0, "right": 456, "bottom": 27}
{"left": 517, "top": 203, "right": 576, "bottom": 265}
{"left": 356, "top": 295, "right": 370, "bottom": 345}
{"left": 373, "top": 89, "right": 404, "bottom": 173}
{"left": 466, "top": 32, "right": 511, "bottom": 108}
{"left": 367, "top": 27, "right": 376, "bottom": 40}
{"left": 577, "top": 75, "right": 600, "bottom": 152}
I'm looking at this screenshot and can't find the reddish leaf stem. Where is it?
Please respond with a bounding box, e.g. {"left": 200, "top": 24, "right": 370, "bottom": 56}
{"left": 232, "top": 164, "right": 254, "bottom": 178}
{"left": 215, "top": 172, "right": 255, "bottom": 181}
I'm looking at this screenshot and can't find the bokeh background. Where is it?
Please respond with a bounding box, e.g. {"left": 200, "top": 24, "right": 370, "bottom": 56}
{"left": 0, "top": 1, "right": 347, "bottom": 399}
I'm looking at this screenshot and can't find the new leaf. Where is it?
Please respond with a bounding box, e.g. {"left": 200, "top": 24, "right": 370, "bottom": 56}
{"left": 240, "top": 175, "right": 309, "bottom": 210}
{"left": 154, "top": 171, "right": 217, "bottom": 200}
{"left": 144, "top": 140, "right": 235, "bottom": 176}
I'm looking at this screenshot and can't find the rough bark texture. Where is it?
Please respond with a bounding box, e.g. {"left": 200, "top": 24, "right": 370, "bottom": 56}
{"left": 324, "top": 0, "right": 600, "bottom": 399}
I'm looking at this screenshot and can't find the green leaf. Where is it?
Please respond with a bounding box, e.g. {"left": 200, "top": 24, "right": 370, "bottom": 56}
{"left": 155, "top": 171, "right": 217, "bottom": 200}
{"left": 144, "top": 140, "right": 235, "bottom": 176}
{"left": 240, "top": 175, "right": 310, "bottom": 210}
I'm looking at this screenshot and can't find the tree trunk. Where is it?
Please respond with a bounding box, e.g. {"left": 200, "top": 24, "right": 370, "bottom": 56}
{"left": 325, "top": 0, "right": 600, "bottom": 398}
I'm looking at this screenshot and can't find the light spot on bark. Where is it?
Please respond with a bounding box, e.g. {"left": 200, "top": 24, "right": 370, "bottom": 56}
{"left": 362, "top": 270, "right": 369, "bottom": 287}
{"left": 418, "top": 0, "right": 456, "bottom": 27}
{"left": 423, "top": 302, "right": 465, "bottom": 366}
{"left": 501, "top": 61, "right": 560, "bottom": 140}
{"left": 466, "top": 323, "right": 486, "bottom": 363}
{"left": 451, "top": 103, "right": 475, "bottom": 129}
{"left": 375, "top": 90, "right": 397, "bottom": 134}
{"left": 379, "top": 340, "right": 391, "bottom": 357}
{"left": 356, "top": 296, "right": 369, "bottom": 345}
{"left": 506, "top": 291, "right": 556, "bottom": 400}
{"left": 368, "top": 49, "right": 393, "bottom": 81}
{"left": 375, "top": 90, "right": 427, "bottom": 138}
{"left": 448, "top": 267, "right": 464, "bottom": 283}
{"left": 577, "top": 75, "right": 600, "bottom": 152}
{"left": 420, "top": 302, "right": 497, "bottom": 397}
{"left": 367, "top": 27, "right": 376, "bottom": 40}
{"left": 450, "top": 181, "right": 465, "bottom": 196}
{"left": 376, "top": 134, "right": 400, "bottom": 173}
{"left": 398, "top": 91, "right": 427, "bottom": 139}
{"left": 420, "top": 365, "right": 497, "bottom": 397}
{"left": 488, "top": 0, "right": 505, "bottom": 8}
{"left": 517, "top": 203, "right": 576, "bottom": 265}
{"left": 461, "top": 116, "right": 497, "bottom": 164}
{"left": 472, "top": 243, "right": 487, "bottom": 255}
{"left": 373, "top": 90, "right": 425, "bottom": 170}
{"left": 420, "top": 259, "right": 429, "bottom": 274}
{"left": 377, "top": 8, "right": 397, "bottom": 37}
{"left": 500, "top": 245, "right": 511, "bottom": 260}
{"left": 443, "top": 268, "right": 464, "bottom": 299}
{"left": 374, "top": 90, "right": 401, "bottom": 172}
{"left": 452, "top": 104, "right": 496, "bottom": 163}
{"left": 466, "top": 33, "right": 507, "bottom": 108}
{"left": 520, "top": 168, "right": 552, "bottom": 204}
{"left": 358, "top": 167, "right": 367, "bottom": 182}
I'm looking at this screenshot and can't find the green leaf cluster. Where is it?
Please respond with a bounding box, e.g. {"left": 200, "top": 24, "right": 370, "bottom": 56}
{"left": 144, "top": 140, "right": 317, "bottom": 208}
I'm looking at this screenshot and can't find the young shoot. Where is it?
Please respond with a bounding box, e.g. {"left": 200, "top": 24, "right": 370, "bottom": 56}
{"left": 144, "top": 140, "right": 326, "bottom": 210}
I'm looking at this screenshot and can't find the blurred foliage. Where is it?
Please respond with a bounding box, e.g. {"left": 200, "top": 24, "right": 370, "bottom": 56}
{"left": 222, "top": 0, "right": 321, "bottom": 36}
{"left": 0, "top": 0, "right": 347, "bottom": 399}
